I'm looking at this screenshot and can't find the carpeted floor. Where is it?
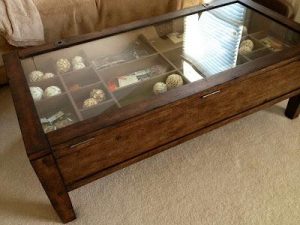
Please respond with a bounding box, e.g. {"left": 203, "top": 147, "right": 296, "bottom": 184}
{"left": 0, "top": 85, "right": 300, "bottom": 225}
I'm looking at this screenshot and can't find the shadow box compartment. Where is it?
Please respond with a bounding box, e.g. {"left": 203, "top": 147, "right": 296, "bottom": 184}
{"left": 92, "top": 35, "right": 158, "bottom": 71}
{"left": 250, "top": 31, "right": 292, "bottom": 52}
{"left": 70, "top": 82, "right": 119, "bottom": 119}
{"left": 22, "top": 57, "right": 58, "bottom": 84}
{"left": 62, "top": 67, "right": 101, "bottom": 92}
{"left": 147, "top": 21, "right": 184, "bottom": 53}
{"left": 71, "top": 82, "right": 112, "bottom": 110}
{"left": 35, "top": 94, "right": 79, "bottom": 129}
{"left": 33, "top": 49, "right": 91, "bottom": 76}
{"left": 97, "top": 54, "right": 175, "bottom": 91}
{"left": 113, "top": 71, "right": 187, "bottom": 107}
{"left": 162, "top": 47, "right": 184, "bottom": 69}
{"left": 30, "top": 77, "right": 66, "bottom": 107}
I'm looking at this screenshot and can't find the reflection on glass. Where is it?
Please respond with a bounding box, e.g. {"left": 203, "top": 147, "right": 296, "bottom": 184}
{"left": 21, "top": 3, "right": 300, "bottom": 133}
{"left": 183, "top": 4, "right": 246, "bottom": 76}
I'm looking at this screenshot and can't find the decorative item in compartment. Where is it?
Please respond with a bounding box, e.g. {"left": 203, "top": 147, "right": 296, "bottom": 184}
{"left": 250, "top": 32, "right": 289, "bottom": 52}
{"left": 30, "top": 87, "right": 44, "bottom": 102}
{"left": 44, "top": 86, "right": 62, "bottom": 99}
{"left": 113, "top": 72, "right": 186, "bottom": 107}
{"left": 41, "top": 111, "right": 76, "bottom": 133}
{"left": 90, "top": 89, "right": 106, "bottom": 103}
{"left": 93, "top": 36, "right": 156, "bottom": 71}
{"left": 108, "top": 65, "right": 168, "bottom": 91}
{"left": 83, "top": 89, "right": 106, "bottom": 109}
{"left": 166, "top": 32, "right": 184, "bottom": 44}
{"left": 238, "top": 36, "right": 264, "bottom": 56}
{"left": 72, "top": 56, "right": 86, "bottom": 71}
{"left": 35, "top": 94, "right": 78, "bottom": 133}
{"left": 29, "top": 71, "right": 44, "bottom": 82}
{"left": 28, "top": 70, "right": 57, "bottom": 83}
{"left": 99, "top": 55, "right": 173, "bottom": 92}
{"left": 165, "top": 74, "right": 184, "bottom": 90}
{"left": 149, "top": 22, "right": 183, "bottom": 52}
{"left": 71, "top": 83, "right": 111, "bottom": 110}
{"left": 261, "top": 37, "right": 286, "bottom": 52}
{"left": 56, "top": 58, "right": 72, "bottom": 73}
{"left": 239, "top": 39, "right": 254, "bottom": 54}
{"left": 43, "top": 73, "right": 55, "bottom": 80}
{"left": 54, "top": 51, "right": 90, "bottom": 74}
{"left": 83, "top": 98, "right": 99, "bottom": 109}
{"left": 153, "top": 82, "right": 167, "bottom": 95}
{"left": 63, "top": 67, "right": 100, "bottom": 92}
{"left": 29, "top": 77, "right": 65, "bottom": 102}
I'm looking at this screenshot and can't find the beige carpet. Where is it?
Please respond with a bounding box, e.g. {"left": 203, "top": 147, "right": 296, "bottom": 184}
{"left": 0, "top": 85, "right": 300, "bottom": 225}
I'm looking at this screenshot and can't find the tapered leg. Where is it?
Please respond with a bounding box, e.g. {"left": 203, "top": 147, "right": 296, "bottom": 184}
{"left": 31, "top": 155, "right": 76, "bottom": 223}
{"left": 285, "top": 95, "right": 300, "bottom": 119}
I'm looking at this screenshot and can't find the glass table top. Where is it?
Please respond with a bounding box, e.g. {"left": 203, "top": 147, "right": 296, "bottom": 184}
{"left": 21, "top": 2, "right": 300, "bottom": 133}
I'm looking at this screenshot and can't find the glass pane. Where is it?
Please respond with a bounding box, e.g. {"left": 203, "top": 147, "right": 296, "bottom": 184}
{"left": 21, "top": 3, "right": 300, "bottom": 133}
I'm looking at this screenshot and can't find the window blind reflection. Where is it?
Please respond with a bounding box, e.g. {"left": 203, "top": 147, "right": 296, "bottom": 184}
{"left": 183, "top": 4, "right": 247, "bottom": 77}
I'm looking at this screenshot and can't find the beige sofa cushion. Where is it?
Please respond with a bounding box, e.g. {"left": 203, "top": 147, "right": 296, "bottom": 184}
{"left": 33, "top": 0, "right": 180, "bottom": 43}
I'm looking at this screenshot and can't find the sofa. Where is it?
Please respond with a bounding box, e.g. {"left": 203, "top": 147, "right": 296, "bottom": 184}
{"left": 0, "top": 0, "right": 194, "bottom": 85}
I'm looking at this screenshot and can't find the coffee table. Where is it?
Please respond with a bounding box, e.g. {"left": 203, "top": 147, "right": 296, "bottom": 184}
{"left": 3, "top": 0, "right": 300, "bottom": 223}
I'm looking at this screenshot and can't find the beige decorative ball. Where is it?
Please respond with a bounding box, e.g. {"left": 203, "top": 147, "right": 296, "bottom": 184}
{"left": 44, "top": 86, "right": 62, "bottom": 98}
{"left": 153, "top": 82, "right": 167, "bottom": 95}
{"left": 56, "top": 58, "right": 71, "bottom": 73}
{"left": 73, "top": 62, "right": 86, "bottom": 71}
{"left": 72, "top": 56, "right": 84, "bottom": 65}
{"left": 166, "top": 74, "right": 184, "bottom": 90}
{"left": 240, "top": 39, "right": 254, "bottom": 50}
{"left": 29, "top": 71, "right": 44, "bottom": 82}
{"left": 43, "top": 72, "right": 55, "bottom": 80}
{"left": 90, "top": 89, "right": 106, "bottom": 103}
{"left": 239, "top": 45, "right": 253, "bottom": 55}
{"left": 83, "top": 98, "right": 98, "bottom": 109}
{"left": 30, "top": 87, "right": 44, "bottom": 102}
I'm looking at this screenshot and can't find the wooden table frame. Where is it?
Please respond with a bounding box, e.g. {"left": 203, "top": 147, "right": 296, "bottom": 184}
{"left": 3, "top": 0, "right": 300, "bottom": 223}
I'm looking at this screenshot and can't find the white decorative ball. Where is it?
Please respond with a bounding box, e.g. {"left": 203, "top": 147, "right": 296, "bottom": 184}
{"left": 153, "top": 82, "right": 167, "bottom": 95}
{"left": 73, "top": 62, "right": 86, "bottom": 71}
{"left": 56, "top": 58, "right": 71, "bottom": 73}
{"left": 29, "top": 71, "right": 44, "bottom": 82}
{"left": 30, "top": 87, "right": 44, "bottom": 102}
{"left": 166, "top": 74, "right": 184, "bottom": 90}
{"left": 240, "top": 39, "right": 254, "bottom": 50}
{"left": 239, "top": 45, "right": 253, "bottom": 55}
{"left": 44, "top": 86, "right": 62, "bottom": 98}
{"left": 72, "top": 56, "right": 84, "bottom": 65}
{"left": 43, "top": 73, "right": 55, "bottom": 80}
{"left": 90, "top": 89, "right": 106, "bottom": 103}
{"left": 83, "top": 98, "right": 98, "bottom": 109}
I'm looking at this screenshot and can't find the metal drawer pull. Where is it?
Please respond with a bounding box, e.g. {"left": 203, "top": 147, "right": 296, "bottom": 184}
{"left": 201, "top": 90, "right": 221, "bottom": 99}
{"left": 70, "top": 138, "right": 95, "bottom": 149}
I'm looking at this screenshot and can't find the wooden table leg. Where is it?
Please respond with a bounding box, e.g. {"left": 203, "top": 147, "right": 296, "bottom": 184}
{"left": 285, "top": 94, "right": 300, "bottom": 119}
{"left": 31, "top": 154, "right": 76, "bottom": 223}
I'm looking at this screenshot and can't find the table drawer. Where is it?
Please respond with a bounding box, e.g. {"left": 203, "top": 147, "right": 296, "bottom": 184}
{"left": 55, "top": 96, "right": 201, "bottom": 184}
{"left": 56, "top": 61, "right": 300, "bottom": 185}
